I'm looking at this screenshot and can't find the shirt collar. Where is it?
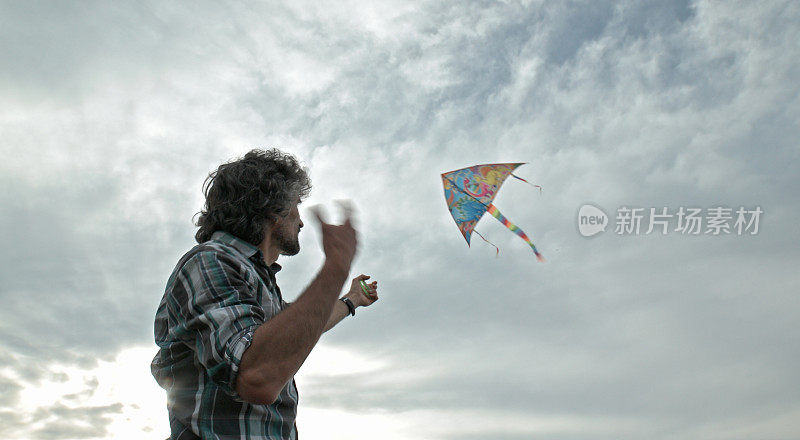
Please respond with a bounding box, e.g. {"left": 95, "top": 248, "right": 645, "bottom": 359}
{"left": 210, "top": 230, "right": 282, "bottom": 273}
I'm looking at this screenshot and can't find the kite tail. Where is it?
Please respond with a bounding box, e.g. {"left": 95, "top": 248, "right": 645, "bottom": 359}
{"left": 473, "top": 229, "right": 499, "bottom": 257}
{"left": 511, "top": 174, "right": 542, "bottom": 195}
{"left": 487, "top": 204, "right": 545, "bottom": 262}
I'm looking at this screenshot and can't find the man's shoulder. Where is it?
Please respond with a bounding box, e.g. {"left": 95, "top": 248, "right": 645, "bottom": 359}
{"left": 170, "top": 239, "right": 254, "bottom": 278}
{"left": 194, "top": 239, "right": 243, "bottom": 260}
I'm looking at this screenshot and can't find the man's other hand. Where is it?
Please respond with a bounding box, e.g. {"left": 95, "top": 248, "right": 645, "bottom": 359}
{"left": 345, "top": 274, "right": 379, "bottom": 308}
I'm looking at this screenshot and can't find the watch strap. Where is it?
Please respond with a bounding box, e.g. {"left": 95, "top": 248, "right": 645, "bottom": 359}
{"left": 340, "top": 297, "right": 356, "bottom": 316}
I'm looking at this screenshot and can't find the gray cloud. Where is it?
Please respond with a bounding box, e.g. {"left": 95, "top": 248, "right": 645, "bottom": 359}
{"left": 31, "top": 403, "right": 123, "bottom": 440}
{"left": 0, "top": 400, "right": 122, "bottom": 440}
{"left": 0, "top": 374, "right": 23, "bottom": 408}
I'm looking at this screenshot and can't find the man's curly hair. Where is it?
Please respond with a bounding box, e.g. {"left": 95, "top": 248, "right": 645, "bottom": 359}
{"left": 194, "top": 149, "right": 312, "bottom": 245}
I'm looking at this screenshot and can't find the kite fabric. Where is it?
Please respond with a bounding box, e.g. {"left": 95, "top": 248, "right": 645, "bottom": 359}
{"left": 441, "top": 163, "right": 544, "bottom": 261}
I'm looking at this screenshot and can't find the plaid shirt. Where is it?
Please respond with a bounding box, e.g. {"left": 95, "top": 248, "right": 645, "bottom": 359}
{"left": 151, "top": 231, "right": 299, "bottom": 439}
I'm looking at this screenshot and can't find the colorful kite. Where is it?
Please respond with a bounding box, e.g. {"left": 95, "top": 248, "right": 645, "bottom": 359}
{"left": 441, "top": 163, "right": 544, "bottom": 261}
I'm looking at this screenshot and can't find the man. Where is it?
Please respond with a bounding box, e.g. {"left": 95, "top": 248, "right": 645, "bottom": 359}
{"left": 151, "top": 149, "right": 378, "bottom": 439}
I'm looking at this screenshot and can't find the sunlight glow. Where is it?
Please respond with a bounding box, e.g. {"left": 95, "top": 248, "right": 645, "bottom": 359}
{"left": 8, "top": 343, "right": 645, "bottom": 439}
{"left": 8, "top": 344, "right": 403, "bottom": 439}
{"left": 11, "top": 346, "right": 168, "bottom": 439}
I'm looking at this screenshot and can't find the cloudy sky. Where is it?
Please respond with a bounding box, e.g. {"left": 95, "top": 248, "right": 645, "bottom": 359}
{"left": 1, "top": 0, "right": 799, "bottom": 439}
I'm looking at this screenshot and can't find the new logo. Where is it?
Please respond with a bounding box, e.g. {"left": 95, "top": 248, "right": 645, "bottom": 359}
{"left": 577, "top": 204, "right": 608, "bottom": 237}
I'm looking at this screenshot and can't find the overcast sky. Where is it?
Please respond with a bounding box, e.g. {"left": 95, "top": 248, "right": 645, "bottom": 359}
{"left": 1, "top": 1, "right": 799, "bottom": 439}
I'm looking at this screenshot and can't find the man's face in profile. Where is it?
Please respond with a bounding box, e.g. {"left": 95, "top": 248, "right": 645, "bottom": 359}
{"left": 274, "top": 202, "right": 303, "bottom": 256}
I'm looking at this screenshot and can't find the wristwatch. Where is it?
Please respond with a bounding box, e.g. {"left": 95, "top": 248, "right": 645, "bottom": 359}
{"left": 339, "top": 297, "right": 356, "bottom": 316}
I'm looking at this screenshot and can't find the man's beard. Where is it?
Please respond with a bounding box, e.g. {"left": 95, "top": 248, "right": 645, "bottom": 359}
{"left": 274, "top": 225, "right": 300, "bottom": 256}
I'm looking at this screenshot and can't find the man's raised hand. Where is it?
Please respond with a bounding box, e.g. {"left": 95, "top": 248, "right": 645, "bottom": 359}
{"left": 310, "top": 202, "right": 358, "bottom": 274}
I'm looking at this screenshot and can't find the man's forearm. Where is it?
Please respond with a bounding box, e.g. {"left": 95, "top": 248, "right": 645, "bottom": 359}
{"left": 236, "top": 261, "right": 349, "bottom": 404}
{"left": 323, "top": 299, "right": 351, "bottom": 332}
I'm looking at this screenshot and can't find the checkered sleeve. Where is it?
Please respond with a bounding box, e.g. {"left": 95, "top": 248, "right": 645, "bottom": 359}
{"left": 171, "top": 250, "right": 266, "bottom": 399}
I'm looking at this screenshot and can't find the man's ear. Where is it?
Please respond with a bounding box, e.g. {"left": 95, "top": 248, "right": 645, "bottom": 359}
{"left": 263, "top": 218, "right": 278, "bottom": 235}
